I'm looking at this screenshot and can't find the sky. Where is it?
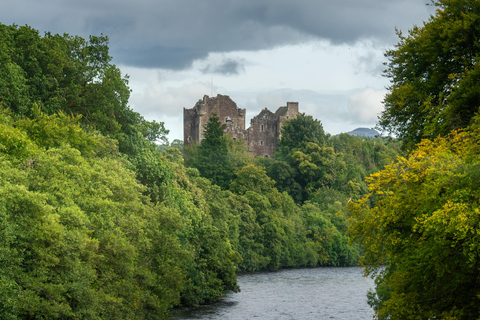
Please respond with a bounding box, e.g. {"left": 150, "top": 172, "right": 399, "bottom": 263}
{"left": 1, "top": 0, "right": 436, "bottom": 142}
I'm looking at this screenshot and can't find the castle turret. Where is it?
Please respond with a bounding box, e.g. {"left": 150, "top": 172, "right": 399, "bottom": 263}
{"left": 287, "top": 102, "right": 299, "bottom": 114}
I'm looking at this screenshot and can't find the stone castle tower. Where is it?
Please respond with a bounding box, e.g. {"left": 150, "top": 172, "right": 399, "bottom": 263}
{"left": 184, "top": 94, "right": 299, "bottom": 157}
{"left": 246, "top": 102, "right": 299, "bottom": 157}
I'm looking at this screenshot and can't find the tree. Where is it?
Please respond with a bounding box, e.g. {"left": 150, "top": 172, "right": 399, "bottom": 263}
{"left": 379, "top": 0, "right": 480, "bottom": 150}
{"left": 0, "top": 117, "right": 188, "bottom": 319}
{"left": 0, "top": 23, "right": 168, "bottom": 157}
{"left": 272, "top": 113, "right": 335, "bottom": 203}
{"left": 170, "top": 139, "right": 184, "bottom": 153}
{"left": 0, "top": 24, "right": 30, "bottom": 116}
{"left": 255, "top": 157, "right": 302, "bottom": 201}
{"left": 226, "top": 135, "right": 254, "bottom": 172}
{"left": 277, "top": 113, "right": 327, "bottom": 159}
{"left": 300, "top": 202, "right": 359, "bottom": 267}
{"left": 290, "top": 142, "right": 346, "bottom": 199}
{"left": 348, "top": 118, "right": 480, "bottom": 319}
{"left": 188, "top": 114, "right": 233, "bottom": 189}
{"left": 230, "top": 164, "right": 276, "bottom": 195}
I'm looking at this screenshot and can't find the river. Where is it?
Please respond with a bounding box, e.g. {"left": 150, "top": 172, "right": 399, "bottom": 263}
{"left": 171, "top": 267, "right": 375, "bottom": 320}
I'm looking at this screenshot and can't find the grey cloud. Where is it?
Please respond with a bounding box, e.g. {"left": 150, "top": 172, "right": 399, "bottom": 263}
{"left": 1, "top": 0, "right": 435, "bottom": 69}
{"left": 201, "top": 58, "right": 245, "bottom": 75}
{"left": 353, "top": 45, "right": 387, "bottom": 76}
{"left": 113, "top": 46, "right": 206, "bottom": 69}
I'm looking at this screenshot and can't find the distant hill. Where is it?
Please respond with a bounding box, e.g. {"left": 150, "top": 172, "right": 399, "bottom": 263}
{"left": 346, "top": 127, "right": 379, "bottom": 137}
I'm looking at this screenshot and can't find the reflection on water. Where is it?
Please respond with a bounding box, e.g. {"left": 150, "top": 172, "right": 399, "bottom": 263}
{"left": 171, "top": 267, "right": 375, "bottom": 320}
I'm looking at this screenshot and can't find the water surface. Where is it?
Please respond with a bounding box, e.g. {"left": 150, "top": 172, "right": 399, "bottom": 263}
{"left": 171, "top": 267, "right": 375, "bottom": 320}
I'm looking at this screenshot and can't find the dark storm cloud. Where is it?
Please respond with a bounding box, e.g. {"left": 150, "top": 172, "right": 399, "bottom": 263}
{"left": 201, "top": 59, "right": 245, "bottom": 75}
{"left": 1, "top": 0, "right": 434, "bottom": 69}
{"left": 113, "top": 46, "right": 206, "bottom": 69}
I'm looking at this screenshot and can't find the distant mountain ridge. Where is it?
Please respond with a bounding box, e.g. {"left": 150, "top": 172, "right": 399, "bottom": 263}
{"left": 346, "top": 127, "right": 379, "bottom": 137}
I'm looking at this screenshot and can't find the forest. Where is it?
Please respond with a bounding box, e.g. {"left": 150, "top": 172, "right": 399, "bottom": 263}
{"left": 0, "top": 21, "right": 401, "bottom": 319}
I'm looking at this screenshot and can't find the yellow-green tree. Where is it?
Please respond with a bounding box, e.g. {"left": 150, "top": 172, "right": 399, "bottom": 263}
{"left": 348, "top": 119, "right": 480, "bottom": 319}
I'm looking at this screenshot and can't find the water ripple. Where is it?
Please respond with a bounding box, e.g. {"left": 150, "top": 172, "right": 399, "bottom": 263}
{"left": 171, "top": 267, "right": 375, "bottom": 320}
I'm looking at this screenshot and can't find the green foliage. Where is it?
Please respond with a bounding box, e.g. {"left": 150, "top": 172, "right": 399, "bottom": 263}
{"left": 273, "top": 115, "right": 401, "bottom": 205}
{"left": 300, "top": 202, "right": 360, "bottom": 267}
{"left": 348, "top": 120, "right": 480, "bottom": 319}
{"left": 228, "top": 163, "right": 360, "bottom": 270}
{"left": 158, "top": 139, "right": 184, "bottom": 154}
{"left": 168, "top": 173, "right": 241, "bottom": 306}
{"left": 226, "top": 135, "right": 254, "bottom": 171}
{"left": 230, "top": 164, "right": 275, "bottom": 195}
{"left": 309, "top": 187, "right": 350, "bottom": 234}
{"left": 353, "top": 2, "right": 480, "bottom": 317}
{"left": 276, "top": 113, "right": 327, "bottom": 159}
{"left": 273, "top": 115, "right": 353, "bottom": 203}
{"left": 0, "top": 104, "right": 243, "bottom": 317}
{"left": 290, "top": 142, "right": 346, "bottom": 200}
{"left": 328, "top": 134, "right": 403, "bottom": 197}
{"left": 0, "top": 22, "right": 168, "bottom": 157}
{"left": 0, "top": 127, "right": 189, "bottom": 319}
{"left": 274, "top": 114, "right": 335, "bottom": 203}
{"left": 380, "top": 0, "right": 480, "bottom": 149}
{"left": 128, "top": 144, "right": 175, "bottom": 204}
{"left": 15, "top": 106, "right": 101, "bottom": 157}
{"left": 255, "top": 157, "right": 303, "bottom": 202}
{"left": 0, "top": 110, "right": 37, "bottom": 162}
{"left": 0, "top": 22, "right": 247, "bottom": 318}
{"left": 186, "top": 114, "right": 233, "bottom": 189}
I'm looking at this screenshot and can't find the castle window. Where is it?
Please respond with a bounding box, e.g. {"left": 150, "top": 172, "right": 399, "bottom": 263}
{"left": 188, "top": 136, "right": 192, "bottom": 142}
{"left": 261, "top": 124, "right": 264, "bottom": 132}
{"left": 260, "top": 140, "right": 264, "bottom": 146}
{"left": 233, "top": 138, "right": 236, "bottom": 141}
{"left": 226, "top": 116, "right": 232, "bottom": 124}
{"left": 264, "top": 155, "right": 269, "bottom": 158}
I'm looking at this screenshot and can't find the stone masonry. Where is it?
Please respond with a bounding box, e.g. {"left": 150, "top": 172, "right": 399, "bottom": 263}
{"left": 184, "top": 94, "right": 299, "bottom": 157}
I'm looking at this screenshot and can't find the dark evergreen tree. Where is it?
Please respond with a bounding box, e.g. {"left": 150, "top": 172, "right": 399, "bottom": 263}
{"left": 193, "top": 114, "right": 233, "bottom": 189}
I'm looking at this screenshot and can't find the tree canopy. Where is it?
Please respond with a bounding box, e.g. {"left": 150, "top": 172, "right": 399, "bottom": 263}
{"left": 266, "top": 113, "right": 400, "bottom": 204}
{"left": 379, "top": 0, "right": 480, "bottom": 150}
{"left": 0, "top": 110, "right": 187, "bottom": 319}
{"left": 348, "top": 119, "right": 480, "bottom": 319}
{"left": 347, "top": 2, "right": 480, "bottom": 318}
{"left": 277, "top": 113, "right": 327, "bottom": 159}
{"left": 0, "top": 23, "right": 167, "bottom": 156}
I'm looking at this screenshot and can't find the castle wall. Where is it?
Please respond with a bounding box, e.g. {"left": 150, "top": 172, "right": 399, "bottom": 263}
{"left": 184, "top": 94, "right": 246, "bottom": 145}
{"left": 183, "top": 108, "right": 199, "bottom": 144}
{"left": 275, "top": 102, "right": 299, "bottom": 140}
{"left": 247, "top": 108, "right": 279, "bottom": 158}
{"left": 183, "top": 94, "right": 299, "bottom": 157}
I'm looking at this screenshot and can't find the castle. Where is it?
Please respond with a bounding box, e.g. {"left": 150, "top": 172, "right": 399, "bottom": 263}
{"left": 184, "top": 94, "right": 299, "bottom": 157}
